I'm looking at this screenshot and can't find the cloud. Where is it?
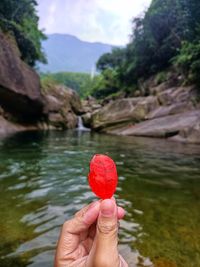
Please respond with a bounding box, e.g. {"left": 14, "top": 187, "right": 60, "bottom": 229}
{"left": 36, "top": 0, "right": 151, "bottom": 45}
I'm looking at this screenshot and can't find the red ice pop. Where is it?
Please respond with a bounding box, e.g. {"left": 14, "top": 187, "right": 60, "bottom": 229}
{"left": 88, "top": 154, "right": 118, "bottom": 199}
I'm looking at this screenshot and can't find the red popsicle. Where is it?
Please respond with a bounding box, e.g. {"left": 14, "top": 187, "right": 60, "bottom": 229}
{"left": 88, "top": 154, "right": 118, "bottom": 199}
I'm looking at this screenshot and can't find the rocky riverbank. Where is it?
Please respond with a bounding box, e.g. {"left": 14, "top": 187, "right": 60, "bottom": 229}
{"left": 0, "top": 31, "right": 83, "bottom": 136}
{"left": 1, "top": 30, "right": 200, "bottom": 144}
{"left": 83, "top": 80, "right": 200, "bottom": 144}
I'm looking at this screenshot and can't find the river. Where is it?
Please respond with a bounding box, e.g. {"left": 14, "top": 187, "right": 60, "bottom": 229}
{"left": 0, "top": 130, "right": 200, "bottom": 267}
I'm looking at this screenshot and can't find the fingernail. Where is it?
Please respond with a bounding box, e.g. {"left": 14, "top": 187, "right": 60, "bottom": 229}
{"left": 100, "top": 199, "right": 116, "bottom": 217}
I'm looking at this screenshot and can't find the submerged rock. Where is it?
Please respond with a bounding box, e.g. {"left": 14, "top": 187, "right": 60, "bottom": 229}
{"left": 0, "top": 115, "right": 37, "bottom": 136}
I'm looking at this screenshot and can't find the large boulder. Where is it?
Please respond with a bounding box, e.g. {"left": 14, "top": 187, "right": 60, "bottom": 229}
{"left": 91, "top": 96, "right": 159, "bottom": 130}
{"left": 43, "top": 85, "right": 83, "bottom": 129}
{"left": 0, "top": 115, "right": 37, "bottom": 136}
{"left": 146, "top": 102, "right": 194, "bottom": 120}
{"left": 0, "top": 31, "right": 44, "bottom": 121}
{"left": 82, "top": 96, "right": 102, "bottom": 113}
{"left": 157, "top": 86, "right": 196, "bottom": 106}
{"left": 117, "top": 110, "right": 200, "bottom": 138}
{"left": 169, "top": 121, "right": 200, "bottom": 144}
{"left": 82, "top": 112, "right": 92, "bottom": 128}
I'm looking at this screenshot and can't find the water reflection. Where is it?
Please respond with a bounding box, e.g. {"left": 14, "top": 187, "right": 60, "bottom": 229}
{"left": 0, "top": 131, "right": 200, "bottom": 267}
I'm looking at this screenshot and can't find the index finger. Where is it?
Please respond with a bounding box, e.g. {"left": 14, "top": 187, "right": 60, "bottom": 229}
{"left": 54, "top": 201, "right": 100, "bottom": 266}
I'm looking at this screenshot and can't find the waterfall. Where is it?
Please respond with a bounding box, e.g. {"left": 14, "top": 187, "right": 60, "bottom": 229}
{"left": 77, "top": 116, "right": 90, "bottom": 131}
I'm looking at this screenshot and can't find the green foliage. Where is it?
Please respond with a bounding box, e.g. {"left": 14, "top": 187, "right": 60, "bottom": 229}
{"left": 94, "top": 48, "right": 126, "bottom": 98}
{"left": 122, "top": 0, "right": 200, "bottom": 84}
{"left": 173, "top": 41, "right": 200, "bottom": 85}
{"left": 95, "top": 0, "right": 200, "bottom": 98}
{"left": 40, "top": 72, "right": 98, "bottom": 98}
{"left": 96, "top": 48, "right": 126, "bottom": 72}
{"left": 41, "top": 70, "right": 123, "bottom": 99}
{"left": 0, "top": 0, "right": 46, "bottom": 66}
{"left": 40, "top": 75, "right": 57, "bottom": 94}
{"left": 155, "top": 71, "right": 168, "bottom": 85}
{"left": 90, "top": 69, "right": 121, "bottom": 99}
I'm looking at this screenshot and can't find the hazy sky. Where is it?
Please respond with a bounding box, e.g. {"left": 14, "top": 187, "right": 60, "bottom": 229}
{"left": 36, "top": 0, "right": 151, "bottom": 45}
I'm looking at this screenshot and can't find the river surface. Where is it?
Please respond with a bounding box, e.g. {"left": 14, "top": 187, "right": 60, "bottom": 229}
{"left": 0, "top": 130, "right": 200, "bottom": 267}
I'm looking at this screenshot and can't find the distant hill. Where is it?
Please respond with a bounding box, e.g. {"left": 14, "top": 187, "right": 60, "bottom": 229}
{"left": 38, "top": 34, "right": 115, "bottom": 73}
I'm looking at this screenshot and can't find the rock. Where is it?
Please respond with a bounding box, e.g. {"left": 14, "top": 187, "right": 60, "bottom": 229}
{"left": 146, "top": 102, "right": 194, "bottom": 120}
{"left": 0, "top": 115, "right": 37, "bottom": 136}
{"left": 149, "top": 82, "right": 170, "bottom": 95}
{"left": 43, "top": 85, "right": 81, "bottom": 129}
{"left": 133, "top": 96, "right": 159, "bottom": 119}
{"left": 66, "top": 88, "right": 84, "bottom": 114}
{"left": 48, "top": 112, "right": 77, "bottom": 129}
{"left": 91, "top": 98, "right": 140, "bottom": 130}
{"left": 82, "top": 97, "right": 102, "bottom": 113}
{"left": 82, "top": 113, "right": 92, "bottom": 128}
{"left": 0, "top": 31, "right": 44, "bottom": 121}
{"left": 91, "top": 103, "right": 102, "bottom": 110}
{"left": 37, "top": 121, "right": 52, "bottom": 130}
{"left": 0, "top": 106, "right": 4, "bottom": 116}
{"left": 101, "top": 91, "right": 127, "bottom": 105}
{"left": 133, "top": 90, "right": 141, "bottom": 97}
{"left": 117, "top": 110, "right": 200, "bottom": 138}
{"left": 170, "top": 121, "right": 200, "bottom": 144}
{"left": 91, "top": 96, "right": 159, "bottom": 130}
{"left": 0, "top": 31, "right": 83, "bottom": 133}
{"left": 158, "top": 86, "right": 196, "bottom": 106}
{"left": 157, "top": 87, "right": 177, "bottom": 105}
{"left": 171, "top": 86, "right": 196, "bottom": 103}
{"left": 44, "top": 95, "right": 62, "bottom": 112}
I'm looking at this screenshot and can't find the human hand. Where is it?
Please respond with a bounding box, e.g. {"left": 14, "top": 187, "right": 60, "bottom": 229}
{"left": 54, "top": 198, "right": 128, "bottom": 267}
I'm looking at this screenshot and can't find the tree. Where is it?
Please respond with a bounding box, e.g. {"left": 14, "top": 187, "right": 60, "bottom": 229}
{"left": 96, "top": 48, "right": 125, "bottom": 72}
{"left": 95, "top": 0, "right": 200, "bottom": 97}
{"left": 0, "top": 0, "right": 46, "bottom": 66}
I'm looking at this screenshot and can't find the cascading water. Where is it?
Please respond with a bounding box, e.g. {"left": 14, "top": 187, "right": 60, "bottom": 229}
{"left": 77, "top": 116, "right": 90, "bottom": 131}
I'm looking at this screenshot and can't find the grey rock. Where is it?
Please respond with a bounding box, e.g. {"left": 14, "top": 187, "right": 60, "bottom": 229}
{"left": 0, "top": 31, "right": 44, "bottom": 121}
{"left": 146, "top": 102, "right": 194, "bottom": 120}
{"left": 91, "top": 96, "right": 158, "bottom": 130}
{"left": 170, "top": 121, "right": 200, "bottom": 144}
{"left": 82, "top": 113, "right": 92, "bottom": 128}
{"left": 118, "top": 110, "right": 200, "bottom": 138}
{"left": 43, "top": 85, "right": 82, "bottom": 129}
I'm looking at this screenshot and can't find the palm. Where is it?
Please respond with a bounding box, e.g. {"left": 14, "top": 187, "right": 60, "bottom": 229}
{"left": 68, "top": 223, "right": 96, "bottom": 266}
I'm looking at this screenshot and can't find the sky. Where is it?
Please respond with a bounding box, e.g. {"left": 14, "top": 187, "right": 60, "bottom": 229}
{"left": 36, "top": 0, "right": 151, "bottom": 46}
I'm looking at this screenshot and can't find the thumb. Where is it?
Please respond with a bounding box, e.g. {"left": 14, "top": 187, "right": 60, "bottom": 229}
{"left": 88, "top": 199, "right": 120, "bottom": 267}
{"left": 97, "top": 199, "right": 118, "bottom": 240}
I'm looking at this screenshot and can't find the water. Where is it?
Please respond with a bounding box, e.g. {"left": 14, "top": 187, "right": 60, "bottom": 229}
{"left": 0, "top": 130, "right": 200, "bottom": 267}
{"left": 77, "top": 116, "right": 90, "bottom": 131}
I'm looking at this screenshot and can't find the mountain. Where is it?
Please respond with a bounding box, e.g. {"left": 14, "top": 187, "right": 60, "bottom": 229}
{"left": 38, "top": 34, "right": 115, "bottom": 73}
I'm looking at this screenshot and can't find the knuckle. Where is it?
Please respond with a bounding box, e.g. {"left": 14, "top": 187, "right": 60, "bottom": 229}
{"left": 63, "top": 220, "right": 70, "bottom": 230}
{"left": 98, "top": 221, "right": 118, "bottom": 235}
{"left": 62, "top": 219, "right": 75, "bottom": 233}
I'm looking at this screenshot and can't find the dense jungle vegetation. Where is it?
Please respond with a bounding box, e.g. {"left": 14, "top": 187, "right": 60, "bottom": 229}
{"left": 93, "top": 0, "right": 200, "bottom": 99}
